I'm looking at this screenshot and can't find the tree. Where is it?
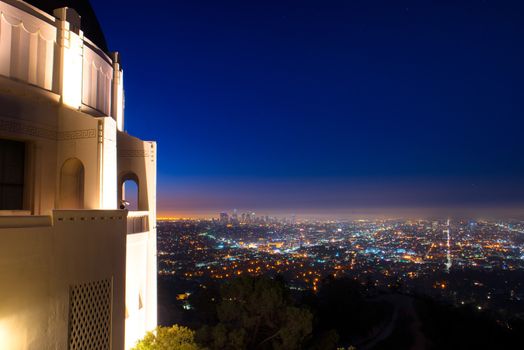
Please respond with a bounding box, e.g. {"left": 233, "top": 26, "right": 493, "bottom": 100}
{"left": 133, "top": 325, "right": 200, "bottom": 350}
{"left": 197, "top": 276, "right": 313, "bottom": 350}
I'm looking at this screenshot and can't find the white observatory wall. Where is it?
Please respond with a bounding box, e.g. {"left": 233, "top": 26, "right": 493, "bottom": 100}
{"left": 118, "top": 132, "right": 157, "bottom": 349}
{"left": 145, "top": 142, "right": 157, "bottom": 332}
{"left": 82, "top": 45, "right": 113, "bottom": 116}
{"left": 125, "top": 231, "right": 148, "bottom": 349}
{"left": 0, "top": 1, "right": 157, "bottom": 349}
{"left": 0, "top": 1, "right": 56, "bottom": 91}
{"left": 100, "top": 117, "right": 117, "bottom": 209}
{"left": 0, "top": 211, "right": 126, "bottom": 350}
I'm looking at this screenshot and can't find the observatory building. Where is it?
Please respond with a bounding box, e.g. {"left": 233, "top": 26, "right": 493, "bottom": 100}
{"left": 0, "top": 0, "right": 157, "bottom": 348}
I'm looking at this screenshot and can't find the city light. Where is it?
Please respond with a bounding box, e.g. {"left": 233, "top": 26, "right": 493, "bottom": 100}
{"left": 157, "top": 214, "right": 524, "bottom": 322}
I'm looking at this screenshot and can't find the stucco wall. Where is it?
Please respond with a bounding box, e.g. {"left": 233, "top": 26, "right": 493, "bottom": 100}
{"left": 0, "top": 210, "right": 126, "bottom": 350}
{"left": 118, "top": 131, "right": 157, "bottom": 348}
{"left": 0, "top": 2, "right": 157, "bottom": 349}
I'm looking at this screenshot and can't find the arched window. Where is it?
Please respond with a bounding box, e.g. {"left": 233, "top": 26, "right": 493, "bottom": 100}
{"left": 122, "top": 178, "right": 138, "bottom": 211}
{"left": 59, "top": 158, "right": 84, "bottom": 209}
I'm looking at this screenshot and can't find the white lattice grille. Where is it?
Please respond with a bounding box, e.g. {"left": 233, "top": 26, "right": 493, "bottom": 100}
{"left": 68, "top": 279, "right": 112, "bottom": 350}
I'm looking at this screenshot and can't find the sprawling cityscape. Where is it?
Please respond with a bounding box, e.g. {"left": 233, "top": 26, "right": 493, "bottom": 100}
{"left": 158, "top": 211, "right": 524, "bottom": 326}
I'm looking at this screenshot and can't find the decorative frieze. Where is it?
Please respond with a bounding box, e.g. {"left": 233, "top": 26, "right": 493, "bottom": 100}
{"left": 0, "top": 117, "right": 97, "bottom": 140}
{"left": 57, "top": 128, "right": 97, "bottom": 140}
{"left": 118, "top": 149, "right": 149, "bottom": 157}
{"left": 0, "top": 118, "right": 55, "bottom": 139}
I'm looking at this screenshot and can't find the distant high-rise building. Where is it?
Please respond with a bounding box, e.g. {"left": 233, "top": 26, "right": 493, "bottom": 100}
{"left": 220, "top": 212, "right": 229, "bottom": 224}
{"left": 231, "top": 208, "right": 239, "bottom": 223}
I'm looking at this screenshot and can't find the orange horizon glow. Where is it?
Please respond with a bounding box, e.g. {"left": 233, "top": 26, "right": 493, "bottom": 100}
{"left": 156, "top": 205, "right": 524, "bottom": 222}
{"left": 157, "top": 211, "right": 219, "bottom": 220}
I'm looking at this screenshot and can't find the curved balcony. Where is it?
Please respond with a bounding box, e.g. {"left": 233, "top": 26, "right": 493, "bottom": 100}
{"left": 0, "top": 0, "right": 123, "bottom": 126}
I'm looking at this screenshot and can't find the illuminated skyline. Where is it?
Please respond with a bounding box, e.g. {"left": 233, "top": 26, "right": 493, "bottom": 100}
{"left": 92, "top": 0, "right": 524, "bottom": 217}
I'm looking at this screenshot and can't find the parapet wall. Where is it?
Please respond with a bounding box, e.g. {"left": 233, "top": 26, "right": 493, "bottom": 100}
{"left": 0, "top": 0, "right": 123, "bottom": 127}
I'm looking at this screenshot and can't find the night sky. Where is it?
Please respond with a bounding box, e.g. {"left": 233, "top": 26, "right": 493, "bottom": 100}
{"left": 91, "top": 0, "right": 524, "bottom": 218}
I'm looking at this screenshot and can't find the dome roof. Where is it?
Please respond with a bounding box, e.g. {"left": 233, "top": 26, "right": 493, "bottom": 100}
{"left": 25, "top": 0, "right": 108, "bottom": 52}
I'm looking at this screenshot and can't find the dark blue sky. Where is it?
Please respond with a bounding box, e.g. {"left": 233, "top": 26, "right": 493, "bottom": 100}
{"left": 91, "top": 0, "right": 524, "bottom": 217}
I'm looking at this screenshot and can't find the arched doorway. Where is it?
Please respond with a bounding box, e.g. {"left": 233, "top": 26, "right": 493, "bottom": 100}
{"left": 59, "top": 158, "right": 84, "bottom": 209}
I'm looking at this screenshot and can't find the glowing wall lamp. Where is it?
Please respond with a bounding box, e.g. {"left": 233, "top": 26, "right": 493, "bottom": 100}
{"left": 54, "top": 8, "right": 83, "bottom": 109}
{"left": 0, "top": 320, "right": 7, "bottom": 348}
{"left": 0, "top": 317, "right": 25, "bottom": 349}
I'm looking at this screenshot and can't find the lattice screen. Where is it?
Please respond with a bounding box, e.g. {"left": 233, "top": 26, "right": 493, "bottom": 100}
{"left": 68, "top": 279, "right": 112, "bottom": 350}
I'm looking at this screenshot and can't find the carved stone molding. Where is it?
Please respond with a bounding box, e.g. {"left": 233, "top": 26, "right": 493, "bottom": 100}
{"left": 57, "top": 129, "right": 97, "bottom": 140}
{"left": 0, "top": 117, "right": 97, "bottom": 141}
{"left": 0, "top": 118, "right": 56, "bottom": 140}
{"left": 118, "top": 149, "right": 149, "bottom": 157}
